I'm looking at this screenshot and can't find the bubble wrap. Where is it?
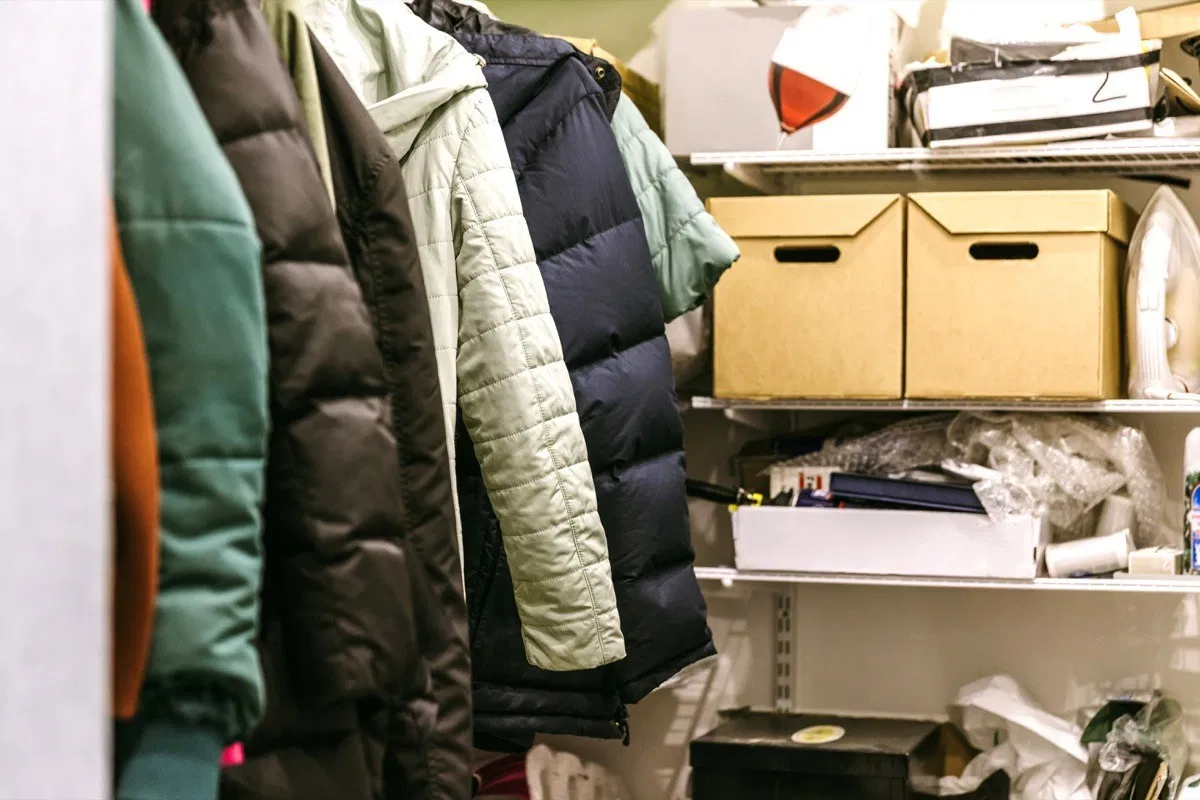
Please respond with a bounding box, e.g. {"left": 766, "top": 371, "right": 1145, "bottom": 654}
{"left": 777, "top": 412, "right": 1173, "bottom": 547}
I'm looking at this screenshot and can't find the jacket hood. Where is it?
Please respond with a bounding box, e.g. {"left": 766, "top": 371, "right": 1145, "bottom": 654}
{"left": 346, "top": 0, "right": 486, "bottom": 159}
{"left": 410, "top": 0, "right": 622, "bottom": 117}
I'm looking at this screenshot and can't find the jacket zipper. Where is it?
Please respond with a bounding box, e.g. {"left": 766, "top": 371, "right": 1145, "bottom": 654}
{"left": 614, "top": 703, "right": 631, "bottom": 746}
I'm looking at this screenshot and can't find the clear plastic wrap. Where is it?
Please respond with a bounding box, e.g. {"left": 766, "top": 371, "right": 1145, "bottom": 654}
{"left": 775, "top": 412, "right": 1173, "bottom": 547}
{"left": 777, "top": 414, "right": 958, "bottom": 476}
{"left": 1094, "top": 694, "right": 1188, "bottom": 800}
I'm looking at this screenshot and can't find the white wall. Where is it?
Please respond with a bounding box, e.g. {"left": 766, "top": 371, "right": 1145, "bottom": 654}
{"left": 488, "top": 0, "right": 1199, "bottom": 63}
{"left": 0, "top": 2, "right": 111, "bottom": 797}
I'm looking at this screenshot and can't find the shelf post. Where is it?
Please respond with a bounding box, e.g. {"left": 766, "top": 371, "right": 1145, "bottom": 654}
{"left": 723, "top": 161, "right": 786, "bottom": 195}
{"left": 773, "top": 589, "right": 795, "bottom": 713}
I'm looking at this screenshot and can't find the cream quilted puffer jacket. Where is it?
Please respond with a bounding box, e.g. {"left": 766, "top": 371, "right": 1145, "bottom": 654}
{"left": 306, "top": 0, "right": 625, "bottom": 672}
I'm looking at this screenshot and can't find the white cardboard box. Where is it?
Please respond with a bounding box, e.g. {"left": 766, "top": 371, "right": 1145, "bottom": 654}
{"left": 732, "top": 506, "right": 1048, "bottom": 579}
{"left": 902, "top": 42, "right": 1160, "bottom": 148}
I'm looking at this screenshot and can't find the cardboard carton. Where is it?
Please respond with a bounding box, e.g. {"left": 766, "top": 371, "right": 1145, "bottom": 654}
{"left": 710, "top": 194, "right": 905, "bottom": 399}
{"left": 906, "top": 190, "right": 1132, "bottom": 399}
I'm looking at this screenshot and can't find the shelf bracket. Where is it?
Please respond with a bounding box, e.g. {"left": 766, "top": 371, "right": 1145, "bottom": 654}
{"left": 722, "top": 407, "right": 786, "bottom": 431}
{"left": 723, "top": 161, "right": 785, "bottom": 195}
{"left": 773, "top": 589, "right": 794, "bottom": 713}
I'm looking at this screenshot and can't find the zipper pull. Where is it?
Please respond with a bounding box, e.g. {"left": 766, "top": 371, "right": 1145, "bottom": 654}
{"left": 614, "top": 704, "right": 631, "bottom": 747}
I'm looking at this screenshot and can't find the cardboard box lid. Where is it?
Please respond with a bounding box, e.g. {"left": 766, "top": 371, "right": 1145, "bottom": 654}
{"left": 1088, "top": 1, "right": 1200, "bottom": 40}
{"left": 909, "top": 190, "right": 1133, "bottom": 243}
{"left": 709, "top": 194, "right": 902, "bottom": 239}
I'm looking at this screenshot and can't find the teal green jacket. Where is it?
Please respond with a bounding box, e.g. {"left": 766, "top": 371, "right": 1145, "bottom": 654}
{"left": 112, "top": 0, "right": 268, "bottom": 793}
{"left": 611, "top": 93, "right": 739, "bottom": 323}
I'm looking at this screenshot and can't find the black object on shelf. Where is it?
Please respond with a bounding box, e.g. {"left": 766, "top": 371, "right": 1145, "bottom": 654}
{"left": 690, "top": 711, "right": 941, "bottom": 800}
{"left": 686, "top": 478, "right": 763, "bottom": 508}
{"left": 829, "top": 472, "right": 986, "bottom": 514}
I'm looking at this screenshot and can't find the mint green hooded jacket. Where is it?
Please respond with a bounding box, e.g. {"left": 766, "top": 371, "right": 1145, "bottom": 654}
{"left": 111, "top": 0, "right": 269, "bottom": 795}
{"left": 611, "top": 93, "right": 740, "bottom": 323}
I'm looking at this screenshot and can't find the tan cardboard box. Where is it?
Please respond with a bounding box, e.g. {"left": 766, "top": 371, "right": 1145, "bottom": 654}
{"left": 906, "top": 190, "right": 1132, "bottom": 400}
{"left": 710, "top": 194, "right": 905, "bottom": 399}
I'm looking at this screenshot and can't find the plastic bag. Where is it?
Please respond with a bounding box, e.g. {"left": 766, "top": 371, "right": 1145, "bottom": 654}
{"left": 952, "top": 676, "right": 1090, "bottom": 800}
{"left": 666, "top": 305, "right": 709, "bottom": 394}
{"left": 1094, "top": 694, "right": 1188, "bottom": 800}
{"left": 774, "top": 414, "right": 957, "bottom": 476}
{"left": 524, "top": 744, "right": 635, "bottom": 800}
{"left": 775, "top": 412, "right": 1173, "bottom": 547}
{"left": 947, "top": 413, "right": 1173, "bottom": 547}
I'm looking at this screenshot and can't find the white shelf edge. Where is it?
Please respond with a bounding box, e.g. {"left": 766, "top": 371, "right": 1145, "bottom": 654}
{"left": 695, "top": 566, "right": 1200, "bottom": 594}
{"left": 690, "top": 139, "right": 1200, "bottom": 175}
{"left": 688, "top": 396, "right": 1200, "bottom": 414}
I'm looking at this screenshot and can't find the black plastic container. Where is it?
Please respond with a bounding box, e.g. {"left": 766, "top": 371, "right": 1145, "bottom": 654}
{"left": 690, "top": 711, "right": 942, "bottom": 800}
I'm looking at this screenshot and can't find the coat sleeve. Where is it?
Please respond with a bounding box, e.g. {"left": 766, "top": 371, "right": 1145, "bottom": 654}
{"left": 110, "top": 214, "right": 159, "bottom": 722}
{"left": 452, "top": 91, "right": 626, "bottom": 671}
{"left": 155, "top": 0, "right": 429, "bottom": 709}
{"left": 113, "top": 0, "right": 267, "bottom": 750}
{"left": 611, "top": 94, "right": 740, "bottom": 323}
{"left": 258, "top": 0, "right": 335, "bottom": 205}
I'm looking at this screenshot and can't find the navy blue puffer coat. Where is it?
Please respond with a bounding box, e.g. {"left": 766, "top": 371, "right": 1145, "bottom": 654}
{"left": 413, "top": 0, "right": 716, "bottom": 749}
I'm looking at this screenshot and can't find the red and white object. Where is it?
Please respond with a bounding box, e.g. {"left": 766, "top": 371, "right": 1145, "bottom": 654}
{"left": 663, "top": 3, "right": 912, "bottom": 155}
{"left": 768, "top": 7, "right": 865, "bottom": 146}
{"left": 768, "top": 465, "right": 837, "bottom": 498}
{"left": 769, "top": 5, "right": 908, "bottom": 152}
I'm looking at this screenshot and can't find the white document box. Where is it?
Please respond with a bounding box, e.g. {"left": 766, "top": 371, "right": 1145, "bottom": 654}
{"left": 732, "top": 506, "right": 1048, "bottom": 580}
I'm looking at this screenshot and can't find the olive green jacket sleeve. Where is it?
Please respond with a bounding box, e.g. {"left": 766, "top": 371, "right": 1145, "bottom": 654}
{"left": 260, "top": 0, "right": 335, "bottom": 203}
{"left": 611, "top": 93, "right": 740, "bottom": 323}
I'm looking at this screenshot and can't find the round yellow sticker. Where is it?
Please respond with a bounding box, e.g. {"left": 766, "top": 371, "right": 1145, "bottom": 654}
{"left": 791, "top": 725, "right": 845, "bottom": 745}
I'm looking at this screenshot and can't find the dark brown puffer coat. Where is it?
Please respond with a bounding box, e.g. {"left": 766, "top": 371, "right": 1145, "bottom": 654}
{"left": 150, "top": 1, "right": 447, "bottom": 797}
{"left": 313, "top": 32, "right": 473, "bottom": 800}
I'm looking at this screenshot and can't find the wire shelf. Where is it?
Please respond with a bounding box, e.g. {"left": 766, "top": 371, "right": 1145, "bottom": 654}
{"left": 695, "top": 566, "right": 1200, "bottom": 594}
{"left": 688, "top": 396, "right": 1200, "bottom": 414}
{"left": 691, "top": 139, "right": 1200, "bottom": 176}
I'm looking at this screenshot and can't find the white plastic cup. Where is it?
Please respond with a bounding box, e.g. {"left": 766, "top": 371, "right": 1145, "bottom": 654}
{"left": 1094, "top": 495, "right": 1135, "bottom": 540}
{"left": 1045, "top": 529, "right": 1134, "bottom": 578}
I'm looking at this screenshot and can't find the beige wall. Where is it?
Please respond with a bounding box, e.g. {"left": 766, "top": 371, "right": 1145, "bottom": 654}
{"left": 486, "top": 0, "right": 671, "bottom": 60}
{"left": 489, "top": 0, "right": 1196, "bottom": 64}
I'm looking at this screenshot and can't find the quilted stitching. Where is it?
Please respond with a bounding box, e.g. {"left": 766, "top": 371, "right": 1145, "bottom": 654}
{"left": 336, "top": 7, "right": 625, "bottom": 672}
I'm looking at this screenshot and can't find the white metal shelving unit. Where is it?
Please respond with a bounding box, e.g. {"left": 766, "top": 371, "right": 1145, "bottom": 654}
{"left": 691, "top": 396, "right": 1200, "bottom": 414}
{"left": 692, "top": 140, "right": 1200, "bottom": 173}
{"left": 666, "top": 137, "right": 1200, "bottom": 783}
{"left": 695, "top": 566, "right": 1200, "bottom": 595}
{"left": 692, "top": 140, "right": 1200, "bottom": 192}
{"left": 688, "top": 393, "right": 1200, "bottom": 719}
